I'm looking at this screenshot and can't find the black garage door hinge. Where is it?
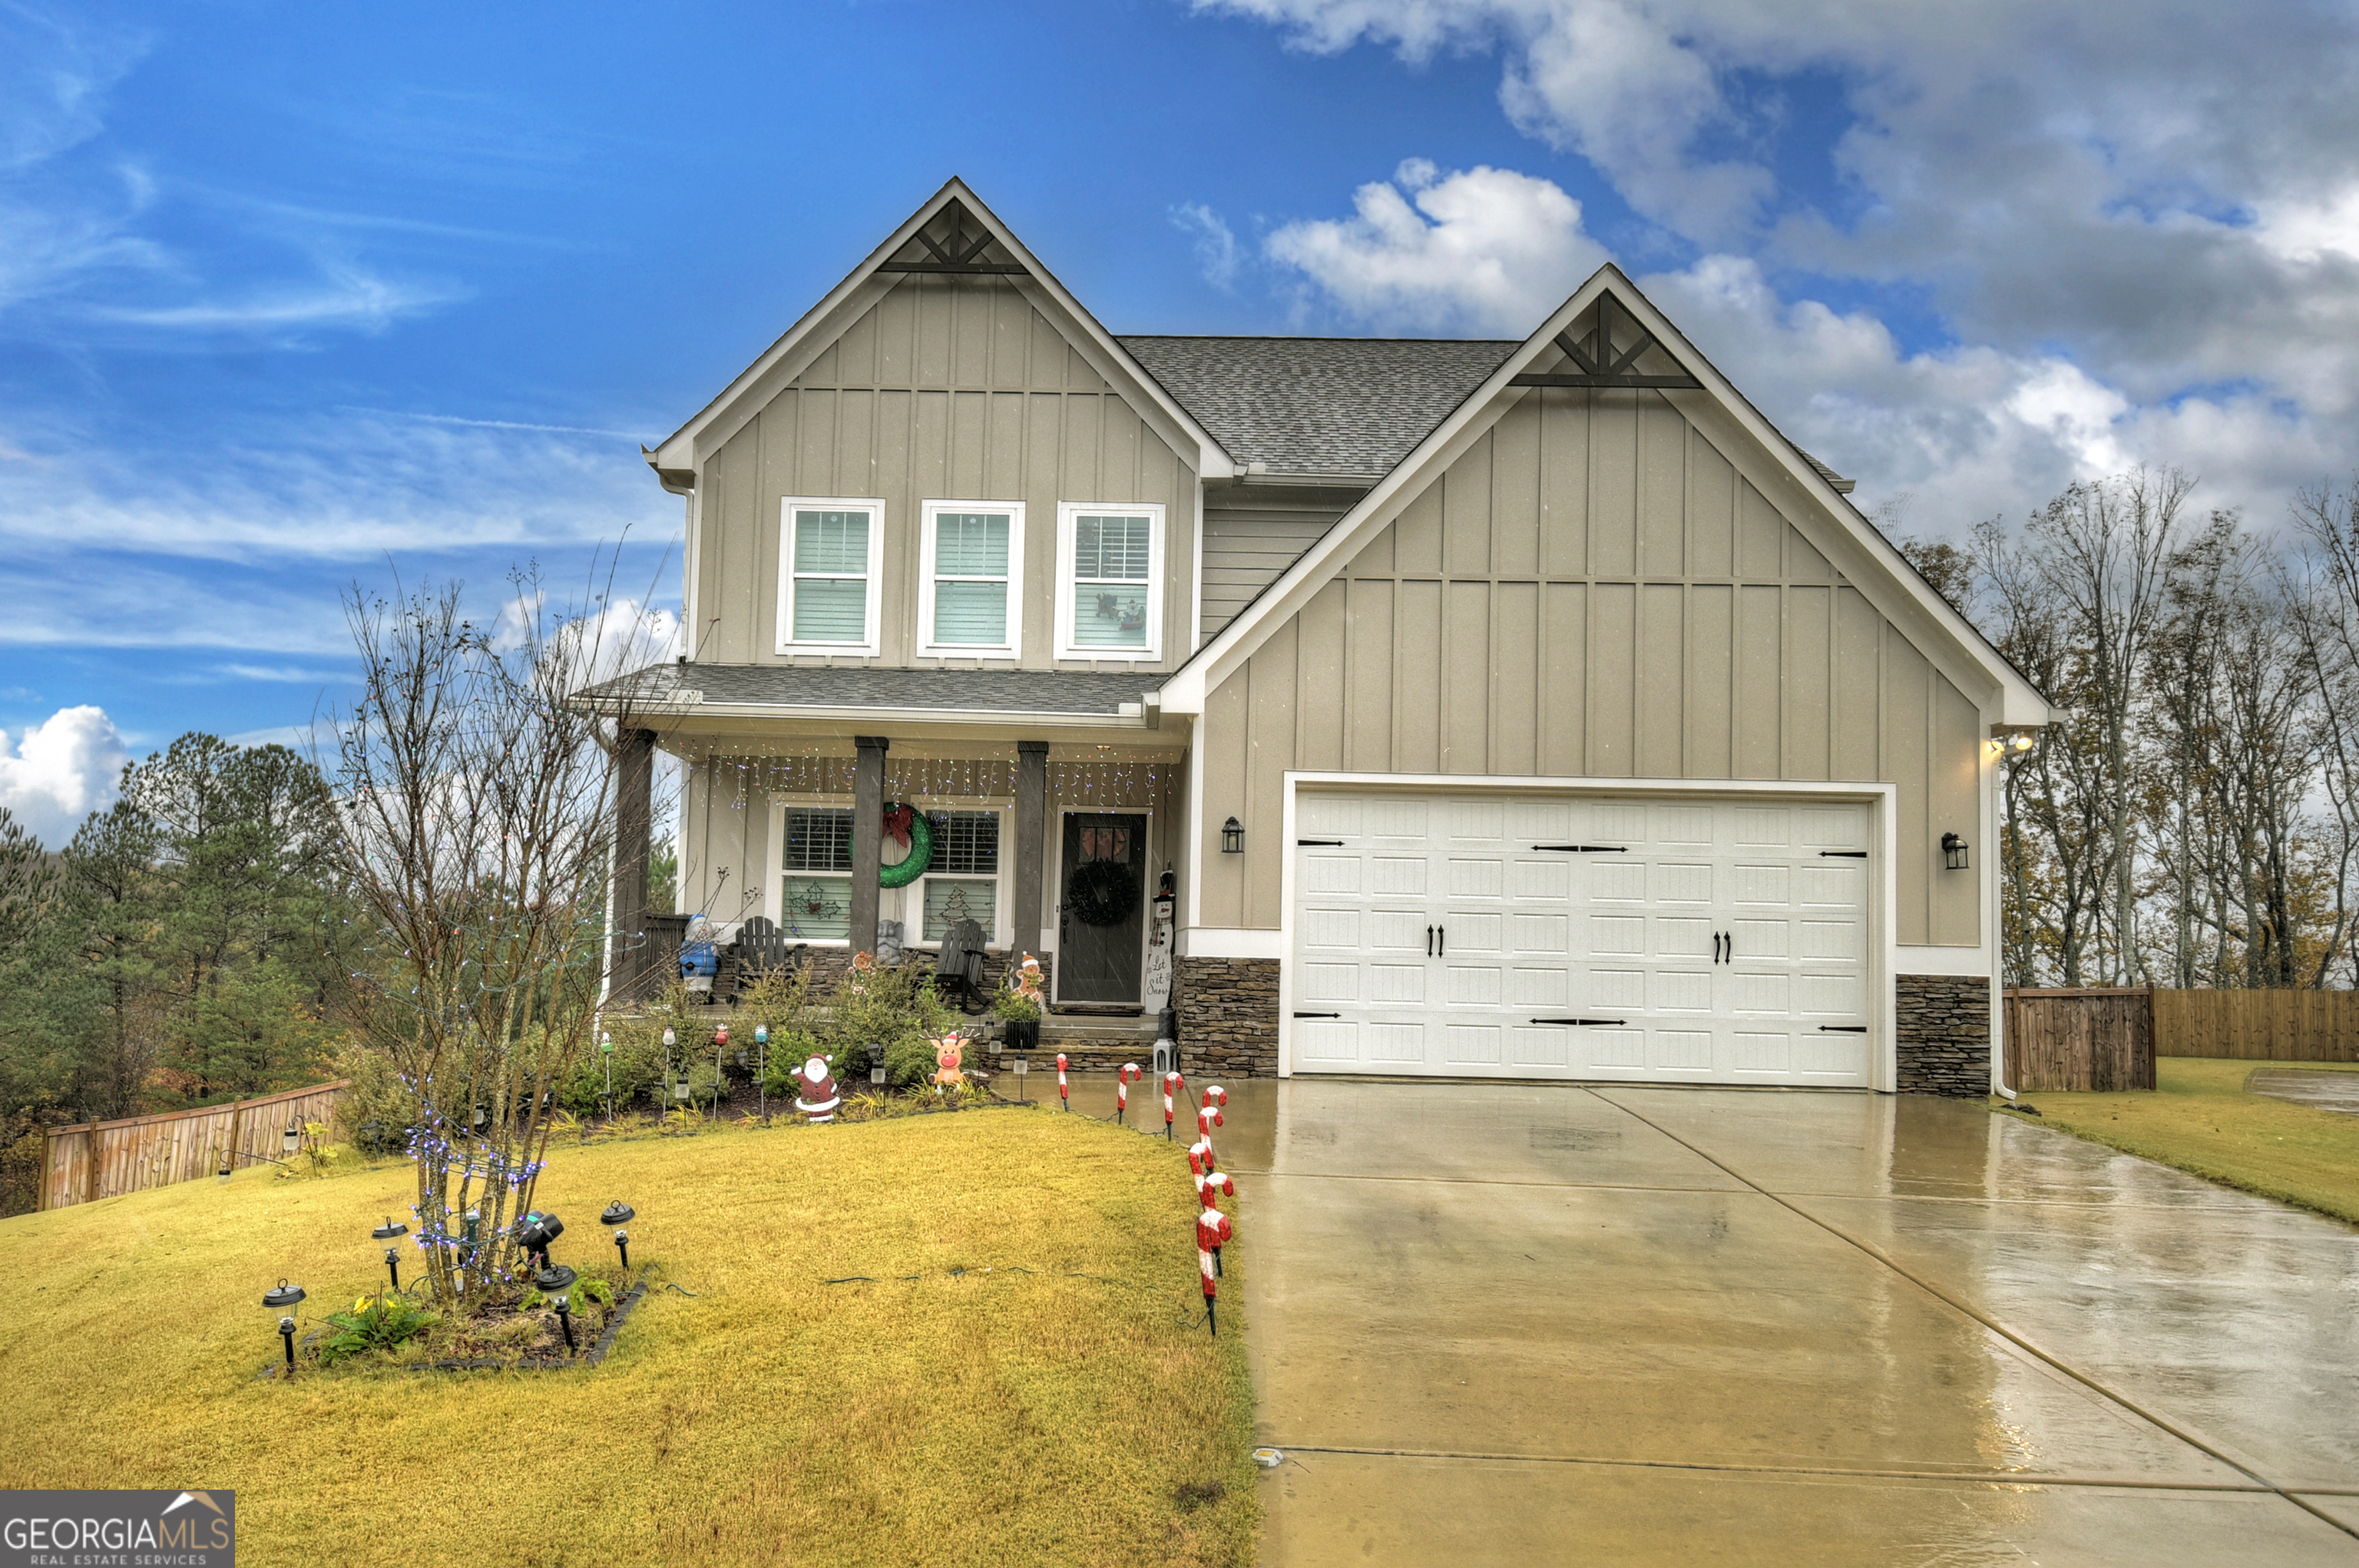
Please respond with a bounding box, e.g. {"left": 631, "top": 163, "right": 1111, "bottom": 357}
{"left": 1533, "top": 844, "right": 1628, "bottom": 852}
{"left": 1530, "top": 1017, "right": 1628, "bottom": 1027}
{"left": 1292, "top": 1011, "right": 1341, "bottom": 1019}
{"left": 1297, "top": 839, "right": 1345, "bottom": 847}
{"left": 1818, "top": 1024, "right": 1869, "bottom": 1033}
{"left": 1818, "top": 850, "right": 1868, "bottom": 858}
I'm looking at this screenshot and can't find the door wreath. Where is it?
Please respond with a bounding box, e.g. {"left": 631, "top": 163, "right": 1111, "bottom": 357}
{"left": 878, "top": 803, "right": 933, "bottom": 888}
{"left": 1064, "top": 859, "right": 1140, "bottom": 926}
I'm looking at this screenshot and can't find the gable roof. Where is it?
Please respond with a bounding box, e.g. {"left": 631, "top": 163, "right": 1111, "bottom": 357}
{"left": 1118, "top": 336, "right": 1516, "bottom": 482}
{"left": 1155, "top": 264, "right": 2052, "bottom": 728}
{"left": 644, "top": 179, "right": 1233, "bottom": 485}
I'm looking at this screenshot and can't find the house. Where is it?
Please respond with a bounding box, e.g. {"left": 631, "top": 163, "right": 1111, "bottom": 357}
{"left": 584, "top": 177, "right": 2052, "bottom": 1094}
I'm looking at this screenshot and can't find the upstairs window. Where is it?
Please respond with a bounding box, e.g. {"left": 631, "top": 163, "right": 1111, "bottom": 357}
{"left": 919, "top": 501, "right": 1024, "bottom": 657}
{"left": 1056, "top": 502, "right": 1163, "bottom": 661}
{"left": 778, "top": 498, "right": 882, "bottom": 656}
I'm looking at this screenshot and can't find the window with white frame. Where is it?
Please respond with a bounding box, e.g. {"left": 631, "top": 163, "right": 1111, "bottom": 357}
{"left": 917, "top": 809, "right": 1001, "bottom": 942}
{"left": 777, "top": 806, "right": 855, "bottom": 941}
{"left": 1055, "top": 502, "right": 1163, "bottom": 660}
{"left": 918, "top": 501, "right": 1024, "bottom": 657}
{"left": 777, "top": 498, "right": 883, "bottom": 655}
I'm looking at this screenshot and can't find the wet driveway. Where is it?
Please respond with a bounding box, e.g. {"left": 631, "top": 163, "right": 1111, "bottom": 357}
{"left": 1189, "top": 1078, "right": 2359, "bottom": 1565}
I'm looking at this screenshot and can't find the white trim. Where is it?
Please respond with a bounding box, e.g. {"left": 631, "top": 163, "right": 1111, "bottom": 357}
{"left": 916, "top": 500, "right": 1026, "bottom": 660}
{"left": 1189, "top": 480, "right": 1205, "bottom": 656}
{"left": 1047, "top": 804, "right": 1156, "bottom": 1004}
{"left": 776, "top": 497, "right": 885, "bottom": 657}
{"left": 1054, "top": 501, "right": 1166, "bottom": 663}
{"left": 1180, "top": 927, "right": 1284, "bottom": 959}
{"left": 1272, "top": 772, "right": 1900, "bottom": 1093}
{"left": 1894, "top": 946, "right": 1996, "bottom": 978}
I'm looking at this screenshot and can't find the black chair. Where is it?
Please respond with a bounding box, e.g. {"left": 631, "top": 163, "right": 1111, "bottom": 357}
{"left": 933, "top": 918, "right": 989, "bottom": 1013}
{"left": 736, "top": 915, "right": 789, "bottom": 977}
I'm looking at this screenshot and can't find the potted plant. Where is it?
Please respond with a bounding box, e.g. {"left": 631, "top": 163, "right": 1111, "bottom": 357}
{"left": 993, "top": 964, "right": 1044, "bottom": 1053}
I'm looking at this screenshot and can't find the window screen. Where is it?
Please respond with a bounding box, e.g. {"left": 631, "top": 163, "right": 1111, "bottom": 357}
{"left": 931, "top": 512, "right": 1011, "bottom": 646}
{"left": 790, "top": 509, "right": 871, "bottom": 643}
{"left": 1071, "top": 514, "right": 1152, "bottom": 649}
{"left": 925, "top": 810, "right": 1000, "bottom": 875}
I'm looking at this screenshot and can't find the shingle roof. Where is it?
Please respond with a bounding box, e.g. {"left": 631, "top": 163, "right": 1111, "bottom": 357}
{"left": 1117, "top": 336, "right": 1517, "bottom": 480}
{"left": 577, "top": 663, "right": 1163, "bottom": 715}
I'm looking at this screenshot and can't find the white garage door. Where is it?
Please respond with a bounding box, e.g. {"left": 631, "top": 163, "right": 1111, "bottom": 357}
{"left": 1291, "top": 791, "right": 1874, "bottom": 1085}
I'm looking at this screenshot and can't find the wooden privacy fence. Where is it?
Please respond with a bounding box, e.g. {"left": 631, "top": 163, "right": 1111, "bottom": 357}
{"left": 2005, "top": 988, "right": 2155, "bottom": 1092}
{"left": 39, "top": 1080, "right": 349, "bottom": 1212}
{"left": 2152, "top": 989, "right": 2359, "bottom": 1061}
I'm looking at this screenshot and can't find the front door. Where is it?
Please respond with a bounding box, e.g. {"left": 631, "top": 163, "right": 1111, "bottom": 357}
{"left": 1058, "top": 812, "right": 1146, "bottom": 1004}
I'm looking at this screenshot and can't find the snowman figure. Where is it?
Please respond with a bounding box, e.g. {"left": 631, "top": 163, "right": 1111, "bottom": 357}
{"left": 795, "top": 1056, "right": 842, "bottom": 1123}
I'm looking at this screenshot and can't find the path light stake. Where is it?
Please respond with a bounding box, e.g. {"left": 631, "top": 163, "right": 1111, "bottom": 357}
{"left": 1163, "top": 1070, "right": 1186, "bottom": 1142}
{"left": 1117, "top": 1064, "right": 1141, "bottom": 1127}
{"left": 712, "top": 1025, "right": 728, "bottom": 1120}
{"left": 755, "top": 1025, "right": 769, "bottom": 1121}
{"left": 263, "top": 1279, "right": 306, "bottom": 1374}
{"left": 1012, "top": 1053, "right": 1027, "bottom": 1104}
{"left": 537, "top": 1265, "right": 579, "bottom": 1356}
{"left": 1057, "top": 1052, "right": 1069, "bottom": 1111}
{"left": 601, "top": 1202, "right": 635, "bottom": 1273}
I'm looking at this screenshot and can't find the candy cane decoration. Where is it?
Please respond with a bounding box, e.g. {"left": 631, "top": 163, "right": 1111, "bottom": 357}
{"left": 1195, "top": 1085, "right": 1226, "bottom": 1161}
{"left": 1196, "top": 1206, "right": 1232, "bottom": 1335}
{"left": 1163, "top": 1070, "right": 1186, "bottom": 1141}
{"left": 1190, "top": 1143, "right": 1236, "bottom": 1278}
{"left": 1117, "top": 1063, "right": 1142, "bottom": 1126}
{"left": 1056, "top": 1052, "right": 1069, "bottom": 1112}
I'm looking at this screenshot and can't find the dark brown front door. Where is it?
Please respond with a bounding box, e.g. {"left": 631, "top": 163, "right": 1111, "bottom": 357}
{"left": 1058, "top": 812, "right": 1145, "bottom": 1004}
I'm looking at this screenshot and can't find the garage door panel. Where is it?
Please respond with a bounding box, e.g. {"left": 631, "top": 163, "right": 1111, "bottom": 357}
{"left": 1798, "top": 973, "right": 1864, "bottom": 1017}
{"left": 1296, "top": 1019, "right": 1361, "bottom": 1064}
{"left": 1651, "top": 862, "right": 1714, "bottom": 902}
{"left": 1300, "top": 794, "right": 1362, "bottom": 838}
{"left": 1588, "top": 802, "right": 1646, "bottom": 840}
{"left": 1653, "top": 1030, "right": 1713, "bottom": 1069}
{"left": 1444, "top": 1024, "right": 1503, "bottom": 1065}
{"left": 1731, "top": 1030, "right": 1791, "bottom": 1073}
{"left": 1305, "top": 853, "right": 1362, "bottom": 895}
{"left": 1507, "top": 799, "right": 1575, "bottom": 839}
{"left": 1799, "top": 807, "right": 1864, "bottom": 849}
{"left": 1586, "top": 1027, "right": 1647, "bottom": 1068}
{"left": 1730, "top": 971, "right": 1791, "bottom": 1014}
{"left": 1444, "top": 911, "right": 1504, "bottom": 951}
{"left": 1731, "top": 917, "right": 1789, "bottom": 958}
{"left": 1733, "top": 807, "right": 1791, "bottom": 846}
{"left": 1299, "top": 962, "right": 1361, "bottom": 1004}
{"left": 1301, "top": 908, "right": 1361, "bottom": 950}
{"left": 1447, "top": 857, "right": 1505, "bottom": 898}
{"left": 1368, "top": 909, "right": 1428, "bottom": 951}
{"left": 1371, "top": 856, "right": 1429, "bottom": 895}
{"left": 1652, "top": 971, "right": 1712, "bottom": 1011}
{"left": 1732, "top": 863, "right": 1791, "bottom": 904}
{"left": 1590, "top": 860, "right": 1646, "bottom": 900}
{"left": 1366, "top": 798, "right": 1430, "bottom": 839}
{"left": 1798, "top": 865, "right": 1864, "bottom": 905}
{"left": 1368, "top": 963, "right": 1426, "bottom": 1004}
{"left": 1589, "top": 915, "right": 1646, "bottom": 954}
{"left": 1447, "top": 964, "right": 1503, "bottom": 1004}
{"left": 1796, "top": 1032, "right": 1866, "bottom": 1076}
{"left": 1590, "top": 969, "right": 1646, "bottom": 1009}
{"left": 1507, "top": 858, "right": 1574, "bottom": 900}
{"left": 1801, "top": 918, "right": 1864, "bottom": 961}
{"left": 1510, "top": 1024, "right": 1571, "bottom": 1067}
{"left": 1447, "top": 798, "right": 1507, "bottom": 841}
{"left": 1365, "top": 1022, "right": 1427, "bottom": 1063}
{"left": 1653, "top": 916, "right": 1714, "bottom": 957}
{"left": 1510, "top": 912, "right": 1570, "bottom": 953}
{"left": 1505, "top": 966, "right": 1568, "bottom": 1007}
{"left": 1654, "top": 804, "right": 1713, "bottom": 843}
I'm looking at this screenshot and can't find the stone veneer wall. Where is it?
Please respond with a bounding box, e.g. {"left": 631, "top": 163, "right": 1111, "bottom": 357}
{"left": 1174, "top": 955, "right": 1280, "bottom": 1078}
{"left": 1895, "top": 974, "right": 1991, "bottom": 1097}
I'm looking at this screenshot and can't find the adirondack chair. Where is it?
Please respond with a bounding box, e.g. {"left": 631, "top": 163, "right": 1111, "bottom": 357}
{"left": 933, "top": 918, "right": 990, "bottom": 1013}
{"left": 736, "top": 915, "right": 791, "bottom": 977}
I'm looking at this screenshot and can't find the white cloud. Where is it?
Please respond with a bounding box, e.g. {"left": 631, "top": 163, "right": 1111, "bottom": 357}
{"left": 0, "top": 705, "right": 128, "bottom": 846}
{"left": 1172, "top": 202, "right": 1242, "bottom": 289}
{"left": 1266, "top": 160, "right": 1609, "bottom": 335}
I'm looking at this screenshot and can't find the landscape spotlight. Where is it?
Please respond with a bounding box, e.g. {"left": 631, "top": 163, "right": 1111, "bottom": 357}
{"left": 601, "top": 1202, "right": 636, "bottom": 1272}
{"left": 517, "top": 1210, "right": 564, "bottom": 1271}
{"left": 263, "top": 1279, "right": 306, "bottom": 1373}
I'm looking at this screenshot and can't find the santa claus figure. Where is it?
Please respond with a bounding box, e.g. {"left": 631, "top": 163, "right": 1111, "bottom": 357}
{"left": 795, "top": 1056, "right": 841, "bottom": 1123}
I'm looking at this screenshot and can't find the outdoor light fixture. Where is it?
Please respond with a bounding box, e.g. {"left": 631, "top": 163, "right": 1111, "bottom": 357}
{"left": 1220, "top": 817, "right": 1243, "bottom": 854}
{"left": 372, "top": 1216, "right": 409, "bottom": 1291}
{"left": 867, "top": 1040, "right": 886, "bottom": 1087}
{"left": 1942, "top": 832, "right": 1969, "bottom": 871}
{"left": 1011, "top": 1053, "right": 1028, "bottom": 1104}
{"left": 282, "top": 1121, "right": 302, "bottom": 1156}
{"left": 263, "top": 1279, "right": 306, "bottom": 1373}
{"left": 663, "top": 1027, "right": 677, "bottom": 1049}
{"left": 518, "top": 1210, "right": 564, "bottom": 1271}
{"left": 536, "top": 1264, "right": 580, "bottom": 1355}
{"left": 601, "top": 1202, "right": 635, "bottom": 1272}
{"left": 755, "top": 1025, "right": 769, "bottom": 1119}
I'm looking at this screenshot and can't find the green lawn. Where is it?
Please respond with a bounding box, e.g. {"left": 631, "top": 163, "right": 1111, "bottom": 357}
{"left": 1999, "top": 1057, "right": 2359, "bottom": 1222}
{"left": 0, "top": 1107, "right": 1256, "bottom": 1567}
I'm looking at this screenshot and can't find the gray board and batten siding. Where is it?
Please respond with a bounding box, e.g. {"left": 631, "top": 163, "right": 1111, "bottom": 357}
{"left": 693, "top": 277, "right": 1196, "bottom": 671}
{"left": 1193, "top": 381, "right": 1984, "bottom": 949}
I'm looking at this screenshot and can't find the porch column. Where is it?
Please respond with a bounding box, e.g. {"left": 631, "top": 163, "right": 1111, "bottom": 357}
{"left": 850, "top": 735, "right": 889, "bottom": 954}
{"left": 610, "top": 727, "right": 656, "bottom": 990}
{"left": 1014, "top": 740, "right": 1050, "bottom": 958}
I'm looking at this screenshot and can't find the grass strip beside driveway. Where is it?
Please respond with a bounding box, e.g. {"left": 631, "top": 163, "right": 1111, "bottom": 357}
{"left": 0, "top": 1107, "right": 1254, "bottom": 1567}
{"left": 1998, "top": 1057, "right": 2359, "bottom": 1223}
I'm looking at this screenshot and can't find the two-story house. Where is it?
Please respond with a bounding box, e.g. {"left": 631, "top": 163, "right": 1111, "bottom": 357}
{"left": 586, "top": 178, "right": 2051, "bottom": 1093}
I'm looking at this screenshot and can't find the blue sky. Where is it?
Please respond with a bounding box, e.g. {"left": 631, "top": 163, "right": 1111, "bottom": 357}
{"left": 5, "top": 0, "right": 2357, "bottom": 844}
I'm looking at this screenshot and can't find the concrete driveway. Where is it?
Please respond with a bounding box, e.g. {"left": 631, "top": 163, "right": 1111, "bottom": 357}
{"left": 1194, "top": 1079, "right": 2359, "bottom": 1566}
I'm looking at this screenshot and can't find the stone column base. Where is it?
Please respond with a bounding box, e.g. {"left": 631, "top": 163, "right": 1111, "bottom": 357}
{"left": 1895, "top": 974, "right": 1992, "bottom": 1097}
{"left": 1174, "top": 954, "right": 1280, "bottom": 1078}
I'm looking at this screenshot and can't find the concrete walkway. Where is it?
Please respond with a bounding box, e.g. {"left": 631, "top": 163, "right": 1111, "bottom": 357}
{"left": 1191, "top": 1078, "right": 2359, "bottom": 1566}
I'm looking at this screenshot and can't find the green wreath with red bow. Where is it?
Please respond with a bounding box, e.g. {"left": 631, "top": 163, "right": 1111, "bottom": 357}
{"left": 878, "top": 802, "right": 934, "bottom": 888}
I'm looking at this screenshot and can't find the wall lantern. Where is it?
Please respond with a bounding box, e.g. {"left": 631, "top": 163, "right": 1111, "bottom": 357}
{"left": 1220, "top": 818, "right": 1243, "bottom": 855}
{"left": 263, "top": 1279, "right": 306, "bottom": 1372}
{"left": 1942, "top": 832, "right": 1969, "bottom": 871}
